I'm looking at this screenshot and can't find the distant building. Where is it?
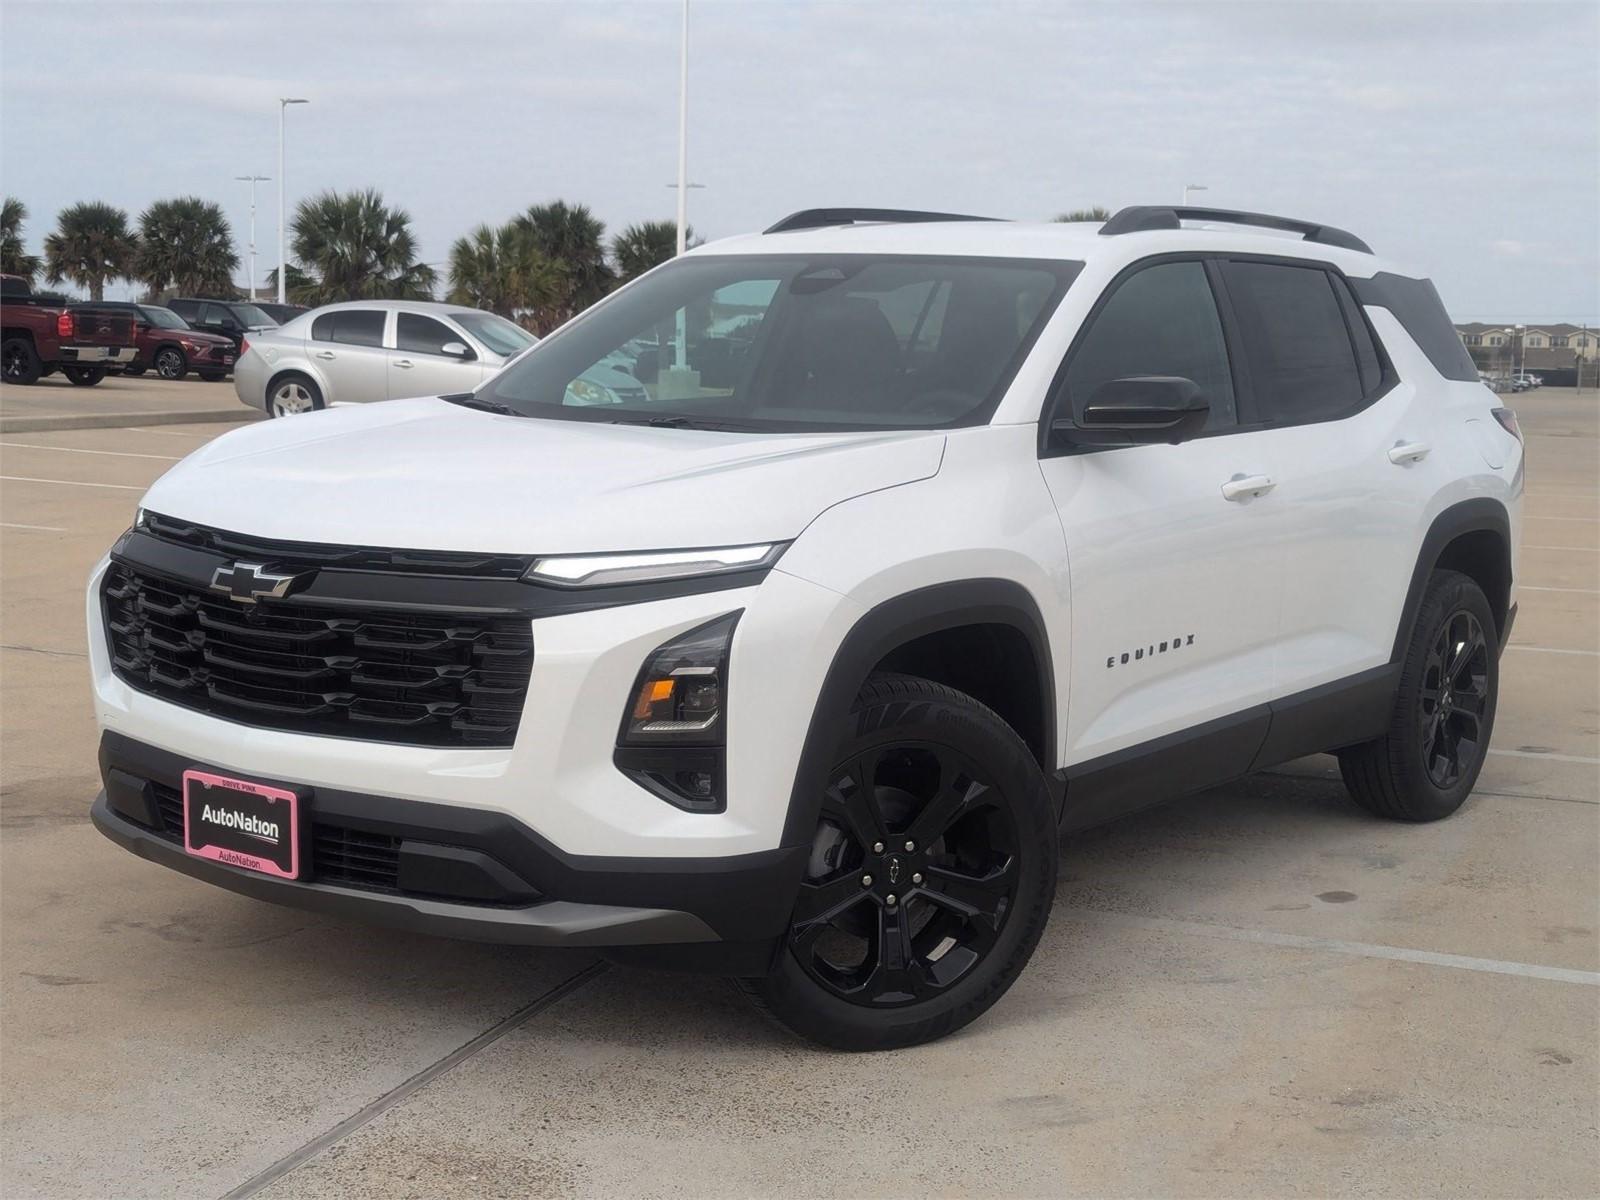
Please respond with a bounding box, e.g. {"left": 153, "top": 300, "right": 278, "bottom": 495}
{"left": 1455, "top": 322, "right": 1596, "bottom": 378}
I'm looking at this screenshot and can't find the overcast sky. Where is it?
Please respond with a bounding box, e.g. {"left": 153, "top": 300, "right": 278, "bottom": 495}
{"left": 2, "top": 0, "right": 1595, "bottom": 322}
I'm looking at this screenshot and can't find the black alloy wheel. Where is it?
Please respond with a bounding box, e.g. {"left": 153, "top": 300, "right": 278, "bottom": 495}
{"left": 63, "top": 365, "right": 107, "bottom": 387}
{"left": 743, "top": 673, "right": 1056, "bottom": 1050}
{"left": 2, "top": 337, "right": 41, "bottom": 384}
{"left": 1419, "top": 609, "right": 1490, "bottom": 789}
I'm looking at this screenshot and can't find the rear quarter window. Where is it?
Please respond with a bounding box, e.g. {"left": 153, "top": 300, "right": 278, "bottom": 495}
{"left": 1349, "top": 272, "right": 1479, "bottom": 382}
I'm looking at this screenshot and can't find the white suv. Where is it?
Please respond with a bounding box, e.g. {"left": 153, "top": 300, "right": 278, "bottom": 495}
{"left": 88, "top": 206, "right": 1523, "bottom": 1050}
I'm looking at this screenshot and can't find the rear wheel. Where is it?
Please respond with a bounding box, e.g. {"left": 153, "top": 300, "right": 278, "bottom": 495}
{"left": 268, "top": 374, "right": 323, "bottom": 417}
{"left": 122, "top": 364, "right": 147, "bottom": 378}
{"left": 2, "top": 337, "right": 41, "bottom": 384}
{"left": 154, "top": 347, "right": 187, "bottom": 381}
{"left": 742, "top": 673, "right": 1057, "bottom": 1050}
{"left": 1338, "top": 570, "right": 1498, "bottom": 821}
{"left": 62, "top": 365, "right": 107, "bottom": 387}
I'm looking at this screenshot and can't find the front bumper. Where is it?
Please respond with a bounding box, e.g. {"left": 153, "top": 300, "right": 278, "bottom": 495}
{"left": 93, "top": 730, "right": 804, "bottom": 971}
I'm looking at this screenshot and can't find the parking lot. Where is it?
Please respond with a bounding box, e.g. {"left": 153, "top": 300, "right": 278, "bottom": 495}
{"left": 1, "top": 380, "right": 1595, "bottom": 1198}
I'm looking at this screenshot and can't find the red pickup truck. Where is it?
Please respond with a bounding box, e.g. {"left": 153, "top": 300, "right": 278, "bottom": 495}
{"left": 1, "top": 274, "right": 139, "bottom": 386}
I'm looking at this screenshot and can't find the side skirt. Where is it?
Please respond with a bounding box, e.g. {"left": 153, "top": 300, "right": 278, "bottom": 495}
{"left": 1059, "top": 664, "right": 1398, "bottom": 833}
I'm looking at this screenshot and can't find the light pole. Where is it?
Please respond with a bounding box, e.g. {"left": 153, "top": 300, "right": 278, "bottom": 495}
{"left": 1182, "top": 183, "right": 1207, "bottom": 206}
{"left": 675, "top": 0, "right": 689, "bottom": 258}
{"left": 235, "top": 174, "right": 269, "bottom": 299}
{"left": 277, "top": 98, "right": 309, "bottom": 305}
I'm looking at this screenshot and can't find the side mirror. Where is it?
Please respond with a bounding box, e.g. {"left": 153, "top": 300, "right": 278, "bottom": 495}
{"left": 1054, "top": 376, "right": 1210, "bottom": 446}
{"left": 440, "top": 341, "right": 476, "bottom": 362}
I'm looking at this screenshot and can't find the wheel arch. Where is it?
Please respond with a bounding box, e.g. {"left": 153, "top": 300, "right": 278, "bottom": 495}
{"left": 263, "top": 366, "right": 325, "bottom": 409}
{"left": 1393, "top": 497, "right": 1513, "bottom": 660}
{"left": 778, "top": 578, "right": 1057, "bottom": 848}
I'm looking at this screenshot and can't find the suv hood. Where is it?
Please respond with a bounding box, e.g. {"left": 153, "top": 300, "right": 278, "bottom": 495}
{"left": 141, "top": 397, "right": 946, "bottom": 554}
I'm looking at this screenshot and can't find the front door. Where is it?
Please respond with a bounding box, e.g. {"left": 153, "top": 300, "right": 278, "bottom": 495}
{"left": 387, "top": 312, "right": 482, "bottom": 400}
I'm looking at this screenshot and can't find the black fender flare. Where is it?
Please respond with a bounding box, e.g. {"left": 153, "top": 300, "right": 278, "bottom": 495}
{"left": 1391, "top": 497, "right": 1511, "bottom": 661}
{"left": 778, "top": 578, "right": 1057, "bottom": 847}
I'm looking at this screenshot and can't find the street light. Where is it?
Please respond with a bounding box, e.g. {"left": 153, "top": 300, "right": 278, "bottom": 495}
{"left": 675, "top": 0, "right": 690, "bottom": 258}
{"left": 277, "top": 98, "right": 309, "bottom": 305}
{"left": 1182, "top": 183, "right": 1208, "bottom": 206}
{"left": 235, "top": 174, "right": 270, "bottom": 299}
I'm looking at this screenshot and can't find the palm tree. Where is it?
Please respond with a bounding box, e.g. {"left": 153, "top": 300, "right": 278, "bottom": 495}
{"left": 514, "top": 200, "right": 611, "bottom": 328}
{"left": 287, "top": 189, "right": 437, "bottom": 305}
{"left": 611, "top": 220, "right": 695, "bottom": 285}
{"left": 43, "top": 201, "right": 137, "bottom": 300}
{"left": 135, "top": 197, "right": 239, "bottom": 299}
{"left": 446, "top": 222, "right": 564, "bottom": 318}
{"left": 1054, "top": 207, "right": 1111, "bottom": 222}
{"left": 1, "top": 198, "right": 42, "bottom": 281}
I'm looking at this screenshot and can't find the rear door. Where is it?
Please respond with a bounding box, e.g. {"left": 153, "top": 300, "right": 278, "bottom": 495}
{"left": 387, "top": 312, "right": 482, "bottom": 399}
{"left": 1214, "top": 258, "right": 1430, "bottom": 700}
{"left": 308, "top": 309, "right": 391, "bottom": 403}
{"left": 1038, "top": 257, "right": 1285, "bottom": 791}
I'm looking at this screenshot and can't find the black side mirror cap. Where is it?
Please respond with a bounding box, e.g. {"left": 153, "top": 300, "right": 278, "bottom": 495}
{"left": 1053, "top": 376, "right": 1210, "bottom": 446}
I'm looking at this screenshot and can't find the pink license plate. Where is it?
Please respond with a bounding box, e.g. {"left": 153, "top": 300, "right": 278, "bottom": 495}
{"left": 183, "top": 770, "right": 301, "bottom": 879}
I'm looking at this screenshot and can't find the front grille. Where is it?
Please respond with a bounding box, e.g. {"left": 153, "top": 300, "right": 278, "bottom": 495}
{"left": 141, "top": 512, "right": 531, "bottom": 580}
{"left": 104, "top": 562, "right": 533, "bottom": 747}
{"left": 148, "top": 782, "right": 402, "bottom": 893}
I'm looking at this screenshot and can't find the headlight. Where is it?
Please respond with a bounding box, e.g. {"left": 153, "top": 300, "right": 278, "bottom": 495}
{"left": 614, "top": 612, "right": 739, "bottom": 812}
{"left": 565, "top": 378, "right": 613, "bottom": 406}
{"left": 525, "top": 543, "right": 784, "bottom": 588}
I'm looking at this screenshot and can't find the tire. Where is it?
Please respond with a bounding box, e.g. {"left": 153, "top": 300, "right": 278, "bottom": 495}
{"left": 198, "top": 371, "right": 226, "bottom": 382}
{"left": 2, "top": 336, "right": 42, "bottom": 385}
{"left": 268, "top": 374, "right": 324, "bottom": 417}
{"left": 153, "top": 347, "right": 188, "bottom": 381}
{"left": 123, "top": 365, "right": 147, "bottom": 378}
{"left": 1338, "top": 570, "right": 1499, "bottom": 822}
{"left": 741, "top": 672, "right": 1058, "bottom": 1050}
{"left": 62, "top": 365, "right": 107, "bottom": 387}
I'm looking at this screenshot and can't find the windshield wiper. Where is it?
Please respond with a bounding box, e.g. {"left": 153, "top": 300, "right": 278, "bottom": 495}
{"left": 440, "top": 392, "right": 518, "bottom": 416}
{"left": 608, "top": 414, "right": 747, "bottom": 430}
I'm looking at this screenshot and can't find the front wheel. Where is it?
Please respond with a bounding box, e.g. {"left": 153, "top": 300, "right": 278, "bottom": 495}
{"left": 153, "top": 347, "right": 187, "bottom": 381}
{"left": 742, "top": 673, "right": 1057, "bottom": 1050}
{"left": 1338, "top": 570, "right": 1499, "bottom": 821}
{"left": 62, "top": 365, "right": 107, "bottom": 387}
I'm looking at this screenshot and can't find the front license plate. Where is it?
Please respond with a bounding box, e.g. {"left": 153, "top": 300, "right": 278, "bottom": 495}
{"left": 222, "top": 356, "right": 235, "bottom": 365}
{"left": 183, "top": 770, "right": 301, "bottom": 879}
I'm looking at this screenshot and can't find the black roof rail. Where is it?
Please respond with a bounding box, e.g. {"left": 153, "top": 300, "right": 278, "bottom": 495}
{"left": 1098, "top": 206, "right": 1373, "bottom": 254}
{"left": 764, "top": 207, "right": 1001, "bottom": 234}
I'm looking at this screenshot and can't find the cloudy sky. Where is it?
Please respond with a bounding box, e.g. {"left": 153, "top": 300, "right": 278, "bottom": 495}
{"left": 3, "top": 0, "right": 1596, "bottom": 322}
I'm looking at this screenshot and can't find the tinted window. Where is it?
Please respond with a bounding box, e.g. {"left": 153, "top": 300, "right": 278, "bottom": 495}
{"left": 479, "top": 255, "right": 1075, "bottom": 432}
{"left": 1061, "top": 260, "right": 1235, "bottom": 429}
{"left": 395, "top": 313, "right": 460, "bottom": 355}
{"left": 1223, "top": 262, "right": 1363, "bottom": 423}
{"left": 167, "top": 299, "right": 199, "bottom": 320}
{"left": 1349, "top": 272, "right": 1478, "bottom": 381}
{"left": 200, "top": 303, "right": 239, "bottom": 330}
{"left": 450, "top": 311, "right": 536, "bottom": 357}
{"left": 311, "top": 309, "right": 386, "bottom": 347}
{"left": 1331, "top": 274, "right": 1383, "bottom": 395}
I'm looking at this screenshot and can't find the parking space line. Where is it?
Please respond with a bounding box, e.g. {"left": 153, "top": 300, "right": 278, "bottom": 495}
{"left": 1527, "top": 515, "right": 1599, "bottom": 522}
{"left": 1524, "top": 545, "right": 1599, "bottom": 552}
{"left": 221, "top": 962, "right": 607, "bottom": 1200}
{"left": 0, "top": 475, "right": 144, "bottom": 491}
{"left": 0, "top": 441, "right": 182, "bottom": 461}
{"left": 1489, "top": 748, "right": 1600, "bottom": 765}
{"left": 0, "top": 521, "right": 67, "bottom": 532}
{"left": 126, "top": 426, "right": 237, "bottom": 439}
{"left": 1062, "top": 908, "right": 1600, "bottom": 986}
{"left": 1506, "top": 645, "right": 1600, "bottom": 657}
{"left": 1521, "top": 585, "right": 1599, "bottom": 595}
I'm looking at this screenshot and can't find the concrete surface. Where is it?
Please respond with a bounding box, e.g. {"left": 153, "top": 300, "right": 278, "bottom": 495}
{"left": 1, "top": 392, "right": 1596, "bottom": 1198}
{"left": 0, "top": 374, "right": 257, "bottom": 433}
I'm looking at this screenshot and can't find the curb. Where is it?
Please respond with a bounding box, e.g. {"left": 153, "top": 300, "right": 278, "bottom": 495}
{"left": 0, "top": 408, "right": 259, "bottom": 434}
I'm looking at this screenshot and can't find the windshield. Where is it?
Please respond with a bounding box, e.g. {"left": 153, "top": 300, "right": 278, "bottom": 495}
{"left": 478, "top": 255, "right": 1077, "bottom": 431}
{"left": 138, "top": 306, "right": 189, "bottom": 330}
{"left": 451, "top": 311, "right": 536, "bottom": 357}
{"left": 232, "top": 304, "right": 278, "bottom": 328}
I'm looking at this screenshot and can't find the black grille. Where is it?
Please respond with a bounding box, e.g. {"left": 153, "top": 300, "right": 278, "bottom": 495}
{"left": 104, "top": 562, "right": 533, "bottom": 747}
{"left": 141, "top": 511, "right": 533, "bottom": 580}
{"left": 148, "top": 782, "right": 401, "bottom": 893}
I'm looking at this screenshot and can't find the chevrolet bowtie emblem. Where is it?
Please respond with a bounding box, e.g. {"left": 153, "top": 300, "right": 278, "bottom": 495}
{"left": 209, "top": 562, "right": 305, "bottom": 605}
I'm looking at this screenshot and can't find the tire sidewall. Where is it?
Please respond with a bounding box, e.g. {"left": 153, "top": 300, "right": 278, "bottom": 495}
{"left": 1391, "top": 572, "right": 1499, "bottom": 818}
{"left": 155, "top": 348, "right": 187, "bottom": 380}
{"left": 758, "top": 681, "right": 1058, "bottom": 1049}
{"left": 269, "top": 375, "right": 323, "bottom": 418}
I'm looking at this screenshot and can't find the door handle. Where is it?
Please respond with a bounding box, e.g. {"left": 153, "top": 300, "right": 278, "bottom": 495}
{"left": 1221, "top": 474, "right": 1275, "bottom": 502}
{"left": 314, "top": 350, "right": 336, "bottom": 360}
{"left": 394, "top": 359, "right": 414, "bottom": 369}
{"left": 1388, "top": 441, "right": 1431, "bottom": 465}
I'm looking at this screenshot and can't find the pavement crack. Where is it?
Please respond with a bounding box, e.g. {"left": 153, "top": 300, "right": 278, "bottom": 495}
{"left": 218, "top": 960, "right": 608, "bottom": 1200}
{"left": 0, "top": 643, "right": 88, "bottom": 658}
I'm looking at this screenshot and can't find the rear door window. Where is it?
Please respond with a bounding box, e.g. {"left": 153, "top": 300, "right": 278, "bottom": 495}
{"left": 1058, "top": 260, "right": 1237, "bottom": 429}
{"left": 311, "top": 310, "right": 386, "bottom": 347}
{"left": 1220, "top": 262, "right": 1365, "bottom": 424}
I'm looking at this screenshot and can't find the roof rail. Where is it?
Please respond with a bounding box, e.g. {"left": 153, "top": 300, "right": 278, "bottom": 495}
{"left": 1098, "top": 206, "right": 1373, "bottom": 254}
{"left": 764, "top": 207, "right": 1001, "bottom": 234}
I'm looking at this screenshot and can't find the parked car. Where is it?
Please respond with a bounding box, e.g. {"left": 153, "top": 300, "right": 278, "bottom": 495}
{"left": 69, "top": 302, "right": 237, "bottom": 381}
{"left": 163, "top": 298, "right": 278, "bottom": 357}
{"left": 1511, "top": 372, "right": 1541, "bottom": 391}
{"left": 254, "top": 302, "right": 310, "bottom": 325}
{"left": 1, "top": 274, "right": 137, "bottom": 385}
{"left": 233, "top": 300, "right": 539, "bottom": 417}
{"left": 87, "top": 205, "right": 1523, "bottom": 1050}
